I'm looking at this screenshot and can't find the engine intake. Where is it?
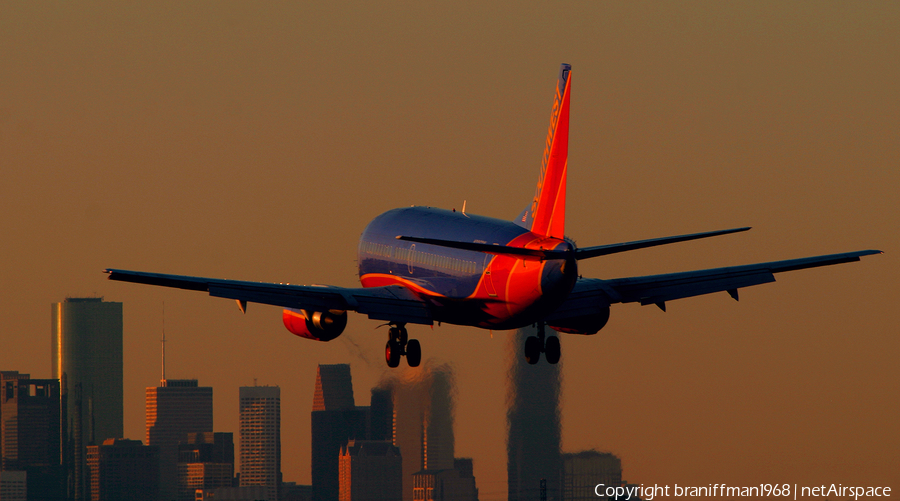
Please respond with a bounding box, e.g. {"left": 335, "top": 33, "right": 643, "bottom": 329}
{"left": 282, "top": 308, "right": 347, "bottom": 341}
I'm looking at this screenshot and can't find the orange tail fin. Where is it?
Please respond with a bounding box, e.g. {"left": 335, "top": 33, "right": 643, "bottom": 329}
{"left": 518, "top": 64, "right": 571, "bottom": 239}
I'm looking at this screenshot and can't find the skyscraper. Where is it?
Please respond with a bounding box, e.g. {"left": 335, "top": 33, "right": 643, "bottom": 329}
{"left": 368, "top": 388, "right": 393, "bottom": 442}
{"left": 0, "top": 371, "right": 64, "bottom": 499}
{"left": 338, "top": 440, "right": 402, "bottom": 501}
{"left": 310, "top": 365, "right": 367, "bottom": 501}
{"left": 507, "top": 326, "right": 562, "bottom": 501}
{"left": 177, "top": 432, "right": 235, "bottom": 501}
{"left": 560, "top": 451, "right": 622, "bottom": 501}
{"left": 390, "top": 363, "right": 458, "bottom": 501}
{"left": 146, "top": 379, "right": 213, "bottom": 501}
{"left": 410, "top": 458, "right": 478, "bottom": 501}
{"left": 239, "top": 386, "right": 281, "bottom": 501}
{"left": 86, "top": 438, "right": 159, "bottom": 501}
{"left": 51, "top": 297, "right": 123, "bottom": 500}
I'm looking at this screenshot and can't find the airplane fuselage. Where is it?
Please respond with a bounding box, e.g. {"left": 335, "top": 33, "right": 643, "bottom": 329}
{"left": 358, "top": 206, "right": 577, "bottom": 329}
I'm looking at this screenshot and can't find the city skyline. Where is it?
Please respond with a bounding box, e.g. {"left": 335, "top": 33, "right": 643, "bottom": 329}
{"left": 1, "top": 2, "right": 897, "bottom": 500}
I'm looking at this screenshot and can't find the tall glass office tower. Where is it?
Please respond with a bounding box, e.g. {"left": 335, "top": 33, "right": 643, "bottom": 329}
{"left": 507, "top": 325, "right": 562, "bottom": 501}
{"left": 239, "top": 385, "right": 281, "bottom": 501}
{"left": 51, "top": 297, "right": 123, "bottom": 500}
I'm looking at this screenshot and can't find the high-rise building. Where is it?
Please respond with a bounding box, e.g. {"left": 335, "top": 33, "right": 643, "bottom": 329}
{"left": 368, "top": 388, "right": 393, "bottom": 442}
{"left": 176, "top": 432, "right": 235, "bottom": 501}
{"left": 507, "top": 326, "right": 562, "bottom": 501}
{"left": 310, "top": 365, "right": 367, "bottom": 501}
{"left": 411, "top": 458, "right": 478, "bottom": 501}
{"left": 51, "top": 297, "right": 123, "bottom": 500}
{"left": 338, "top": 440, "right": 401, "bottom": 501}
{"left": 239, "top": 386, "right": 281, "bottom": 501}
{"left": 86, "top": 438, "right": 159, "bottom": 501}
{"left": 1, "top": 372, "right": 60, "bottom": 469}
{"left": 0, "top": 372, "right": 64, "bottom": 499}
{"left": 0, "top": 470, "right": 27, "bottom": 501}
{"left": 560, "top": 451, "right": 622, "bottom": 501}
{"left": 146, "top": 379, "right": 213, "bottom": 501}
{"left": 391, "top": 363, "right": 461, "bottom": 501}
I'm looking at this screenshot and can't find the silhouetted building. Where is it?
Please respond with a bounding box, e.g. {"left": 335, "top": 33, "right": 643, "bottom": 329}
{"left": 86, "top": 438, "right": 158, "bottom": 501}
{"left": 507, "top": 326, "right": 561, "bottom": 501}
{"left": 177, "top": 432, "right": 234, "bottom": 501}
{"left": 560, "top": 451, "right": 622, "bottom": 501}
{"left": 411, "top": 458, "right": 478, "bottom": 501}
{"left": 239, "top": 386, "right": 281, "bottom": 501}
{"left": 338, "top": 440, "right": 401, "bottom": 501}
{"left": 1, "top": 371, "right": 65, "bottom": 500}
{"left": 146, "top": 378, "right": 213, "bottom": 501}
{"left": 391, "top": 364, "right": 458, "bottom": 501}
{"left": 281, "top": 482, "right": 312, "bottom": 501}
{"left": 311, "top": 365, "right": 367, "bottom": 501}
{"left": 52, "top": 297, "right": 123, "bottom": 500}
{"left": 368, "top": 388, "right": 393, "bottom": 442}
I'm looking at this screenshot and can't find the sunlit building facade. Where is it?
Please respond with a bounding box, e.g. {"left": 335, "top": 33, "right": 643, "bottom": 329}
{"left": 338, "top": 440, "right": 401, "bottom": 501}
{"left": 239, "top": 386, "right": 281, "bottom": 501}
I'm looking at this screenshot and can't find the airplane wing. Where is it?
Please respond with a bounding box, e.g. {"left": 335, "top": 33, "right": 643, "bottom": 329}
{"left": 547, "top": 249, "right": 882, "bottom": 319}
{"left": 104, "top": 269, "right": 433, "bottom": 325}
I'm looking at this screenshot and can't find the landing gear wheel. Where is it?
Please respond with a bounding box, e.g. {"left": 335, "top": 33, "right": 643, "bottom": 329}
{"left": 545, "top": 336, "right": 561, "bottom": 364}
{"left": 524, "top": 336, "right": 542, "bottom": 365}
{"left": 406, "top": 339, "right": 421, "bottom": 367}
{"left": 385, "top": 340, "right": 401, "bottom": 368}
{"left": 385, "top": 323, "right": 415, "bottom": 368}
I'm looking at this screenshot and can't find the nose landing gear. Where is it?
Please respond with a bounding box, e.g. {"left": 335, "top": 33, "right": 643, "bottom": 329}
{"left": 385, "top": 324, "right": 421, "bottom": 368}
{"left": 524, "top": 322, "right": 560, "bottom": 365}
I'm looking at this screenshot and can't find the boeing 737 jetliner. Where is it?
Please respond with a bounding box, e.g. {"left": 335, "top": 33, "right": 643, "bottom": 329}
{"left": 106, "top": 64, "right": 881, "bottom": 367}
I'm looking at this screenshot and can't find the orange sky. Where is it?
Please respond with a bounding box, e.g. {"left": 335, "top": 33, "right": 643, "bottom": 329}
{"left": 1, "top": 2, "right": 897, "bottom": 499}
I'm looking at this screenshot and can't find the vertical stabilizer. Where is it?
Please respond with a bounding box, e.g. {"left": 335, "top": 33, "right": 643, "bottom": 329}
{"left": 517, "top": 64, "right": 571, "bottom": 239}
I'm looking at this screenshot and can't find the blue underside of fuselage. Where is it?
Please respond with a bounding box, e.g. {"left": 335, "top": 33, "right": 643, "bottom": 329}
{"left": 358, "top": 206, "right": 531, "bottom": 297}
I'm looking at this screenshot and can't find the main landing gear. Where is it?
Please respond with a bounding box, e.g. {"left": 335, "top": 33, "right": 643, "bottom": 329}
{"left": 524, "top": 322, "right": 560, "bottom": 365}
{"left": 385, "top": 323, "right": 421, "bottom": 368}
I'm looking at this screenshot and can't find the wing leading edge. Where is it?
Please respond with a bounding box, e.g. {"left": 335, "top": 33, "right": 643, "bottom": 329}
{"left": 547, "top": 249, "right": 882, "bottom": 319}
{"left": 104, "top": 269, "right": 433, "bottom": 325}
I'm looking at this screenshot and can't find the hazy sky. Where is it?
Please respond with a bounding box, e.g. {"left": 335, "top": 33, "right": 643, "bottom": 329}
{"left": 2, "top": 2, "right": 897, "bottom": 499}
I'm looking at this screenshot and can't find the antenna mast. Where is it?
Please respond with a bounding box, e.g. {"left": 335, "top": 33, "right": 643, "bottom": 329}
{"left": 161, "top": 301, "right": 166, "bottom": 382}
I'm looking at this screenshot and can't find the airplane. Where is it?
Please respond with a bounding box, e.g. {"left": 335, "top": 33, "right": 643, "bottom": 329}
{"left": 105, "top": 63, "right": 881, "bottom": 368}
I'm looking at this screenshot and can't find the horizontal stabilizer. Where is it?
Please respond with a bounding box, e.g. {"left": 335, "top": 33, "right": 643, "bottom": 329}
{"left": 396, "top": 235, "right": 570, "bottom": 261}
{"left": 575, "top": 227, "right": 751, "bottom": 260}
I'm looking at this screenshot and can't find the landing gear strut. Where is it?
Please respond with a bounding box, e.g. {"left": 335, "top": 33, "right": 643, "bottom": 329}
{"left": 385, "top": 324, "right": 421, "bottom": 368}
{"left": 524, "top": 322, "right": 560, "bottom": 365}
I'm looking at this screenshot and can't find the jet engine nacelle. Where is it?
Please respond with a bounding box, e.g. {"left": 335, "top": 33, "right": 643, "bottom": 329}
{"left": 548, "top": 307, "right": 610, "bottom": 335}
{"left": 282, "top": 308, "right": 347, "bottom": 341}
